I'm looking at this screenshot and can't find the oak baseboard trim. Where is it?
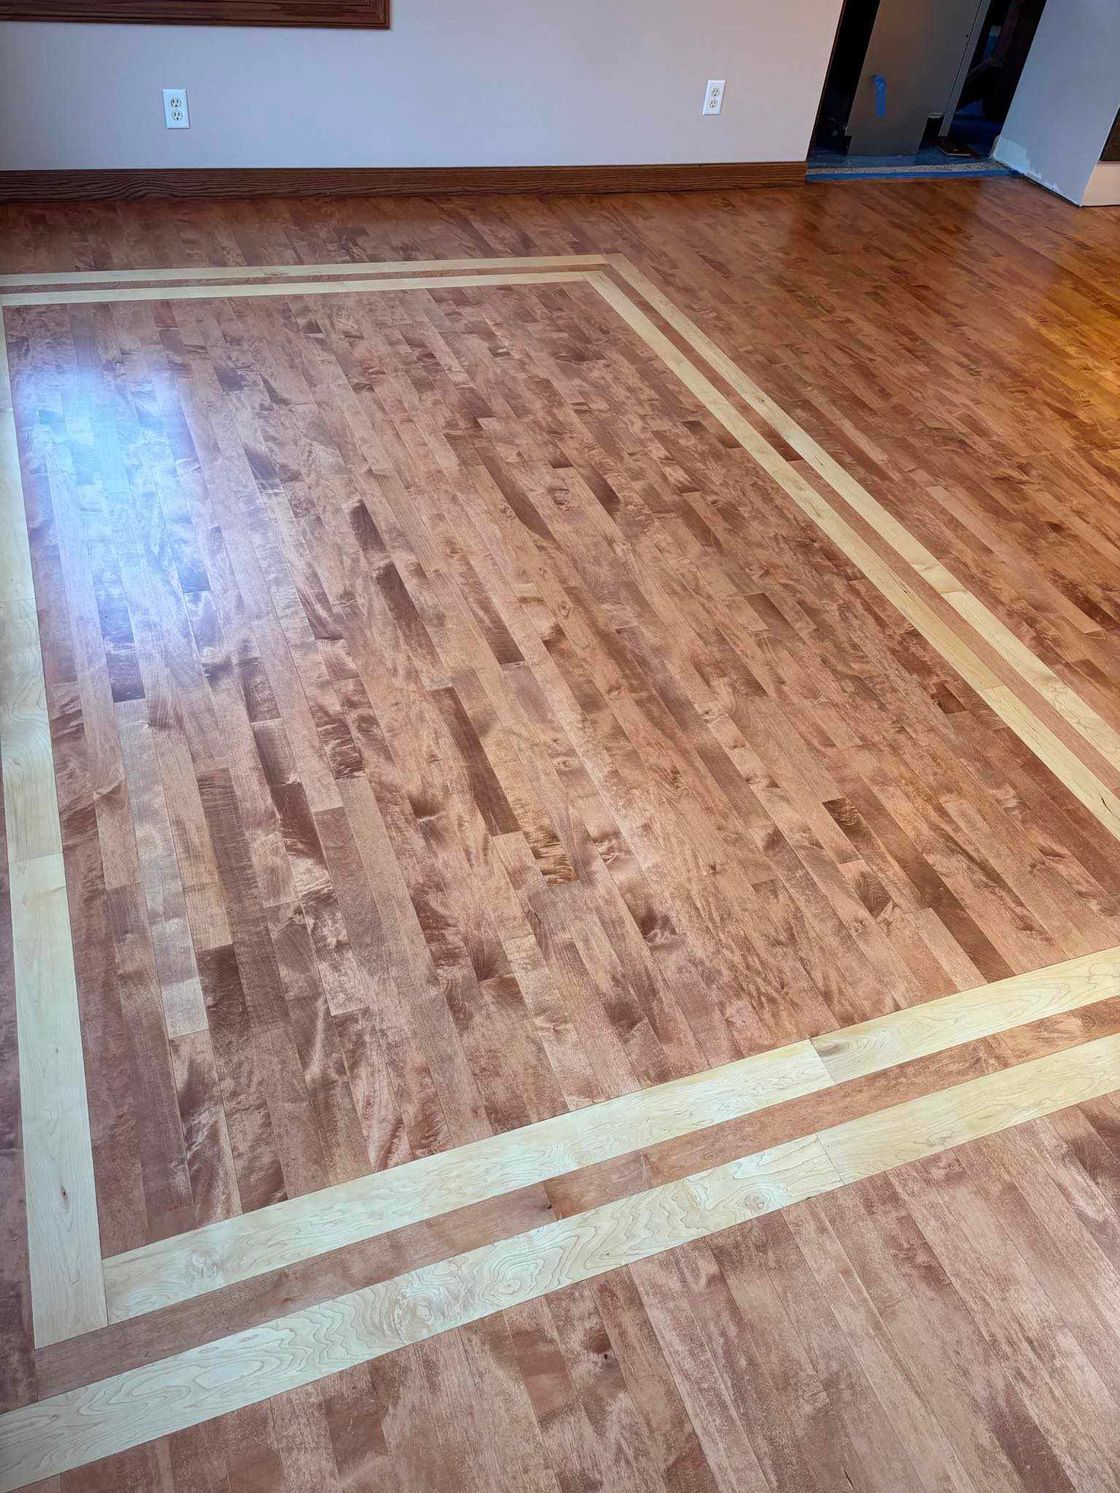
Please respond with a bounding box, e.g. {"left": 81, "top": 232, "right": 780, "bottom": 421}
{"left": 0, "top": 161, "right": 805, "bottom": 203}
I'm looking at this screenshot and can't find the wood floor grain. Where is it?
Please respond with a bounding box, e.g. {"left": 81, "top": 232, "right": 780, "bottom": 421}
{"left": 5, "top": 1033, "right": 1120, "bottom": 1491}
{"left": 3, "top": 176, "right": 1120, "bottom": 1489}
{"left": 8, "top": 263, "right": 1120, "bottom": 1274}
{"left": 96, "top": 945, "right": 1120, "bottom": 1323}
{"left": 27, "top": 986, "right": 1120, "bottom": 1409}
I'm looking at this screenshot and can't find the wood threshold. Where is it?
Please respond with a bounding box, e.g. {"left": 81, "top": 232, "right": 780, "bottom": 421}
{"left": 0, "top": 162, "right": 805, "bottom": 204}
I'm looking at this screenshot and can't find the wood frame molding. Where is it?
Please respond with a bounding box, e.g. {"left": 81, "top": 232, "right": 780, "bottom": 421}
{"left": 0, "top": 0, "right": 387, "bottom": 27}
{"left": 0, "top": 161, "right": 805, "bottom": 204}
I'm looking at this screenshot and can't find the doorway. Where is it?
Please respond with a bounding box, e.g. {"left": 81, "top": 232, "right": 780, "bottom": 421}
{"left": 940, "top": 0, "right": 1048, "bottom": 159}
{"left": 809, "top": 0, "right": 1047, "bottom": 178}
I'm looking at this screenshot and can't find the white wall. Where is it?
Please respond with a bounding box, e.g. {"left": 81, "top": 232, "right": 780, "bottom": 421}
{"left": 994, "top": 0, "right": 1120, "bottom": 204}
{"left": 0, "top": 0, "right": 843, "bottom": 170}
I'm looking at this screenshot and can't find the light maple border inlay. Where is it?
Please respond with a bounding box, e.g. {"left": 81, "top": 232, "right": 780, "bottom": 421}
{"left": 0, "top": 315, "right": 107, "bottom": 1348}
{"left": 606, "top": 255, "right": 1120, "bottom": 815}
{"left": 0, "top": 254, "right": 611, "bottom": 288}
{"left": 101, "top": 945, "right": 1120, "bottom": 1322}
{"left": 3, "top": 250, "right": 1120, "bottom": 1488}
{"left": 4, "top": 1032, "right": 1120, "bottom": 1492}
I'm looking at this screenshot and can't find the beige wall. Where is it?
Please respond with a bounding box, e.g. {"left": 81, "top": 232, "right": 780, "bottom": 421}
{"left": 0, "top": 0, "right": 843, "bottom": 170}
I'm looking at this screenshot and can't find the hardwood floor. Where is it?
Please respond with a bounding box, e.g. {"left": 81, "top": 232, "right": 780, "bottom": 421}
{"left": 2, "top": 175, "right": 1120, "bottom": 1489}
{"left": 14, "top": 1103, "right": 1120, "bottom": 1493}
{"left": 9, "top": 259, "right": 1120, "bottom": 1248}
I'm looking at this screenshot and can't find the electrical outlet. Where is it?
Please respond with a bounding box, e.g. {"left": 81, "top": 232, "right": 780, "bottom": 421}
{"left": 163, "top": 87, "right": 190, "bottom": 129}
{"left": 702, "top": 79, "right": 725, "bottom": 116}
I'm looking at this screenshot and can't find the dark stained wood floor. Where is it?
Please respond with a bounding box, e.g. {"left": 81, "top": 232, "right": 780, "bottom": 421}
{"left": 3, "top": 175, "right": 1120, "bottom": 1490}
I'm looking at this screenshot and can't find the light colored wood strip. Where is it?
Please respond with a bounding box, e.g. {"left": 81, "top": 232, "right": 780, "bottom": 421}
{"left": 0, "top": 325, "right": 63, "bottom": 866}
{"left": 607, "top": 255, "right": 1120, "bottom": 790}
{"left": 6, "top": 1033, "right": 1120, "bottom": 1490}
{"left": 1, "top": 318, "right": 107, "bottom": 1347}
{"left": 818, "top": 1030, "right": 1120, "bottom": 1183}
{"left": 949, "top": 587, "right": 1120, "bottom": 775}
{"left": 102, "top": 1040, "right": 833, "bottom": 1321}
{"left": 0, "top": 620, "right": 63, "bottom": 866}
{"left": 7, "top": 1137, "right": 836, "bottom": 1488}
{"left": 589, "top": 271, "right": 1120, "bottom": 845}
{"left": 0, "top": 254, "right": 607, "bottom": 288}
{"left": 0, "top": 270, "right": 592, "bottom": 309}
{"left": 101, "top": 943, "right": 1120, "bottom": 1322}
{"left": 10, "top": 854, "right": 107, "bottom": 1348}
{"left": 813, "top": 946, "right": 1120, "bottom": 1082}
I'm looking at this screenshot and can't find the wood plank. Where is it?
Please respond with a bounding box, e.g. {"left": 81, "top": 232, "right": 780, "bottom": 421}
{"left": 100, "top": 1036, "right": 832, "bottom": 1320}
{"left": 0, "top": 325, "right": 63, "bottom": 866}
{"left": 9, "top": 855, "right": 105, "bottom": 1347}
{"left": 0, "top": 272, "right": 593, "bottom": 311}
{"left": 813, "top": 945, "right": 1120, "bottom": 1082}
{"left": 1, "top": 317, "right": 106, "bottom": 1347}
{"left": 0, "top": 255, "right": 609, "bottom": 288}
{"left": 818, "top": 1034, "right": 1120, "bottom": 1183}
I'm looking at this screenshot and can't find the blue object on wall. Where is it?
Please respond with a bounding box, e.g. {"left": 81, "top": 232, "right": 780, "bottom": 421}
{"left": 872, "top": 73, "right": 887, "bottom": 119}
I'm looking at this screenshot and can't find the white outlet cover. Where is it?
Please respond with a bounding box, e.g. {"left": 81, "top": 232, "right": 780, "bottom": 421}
{"left": 703, "top": 79, "right": 726, "bottom": 116}
{"left": 163, "top": 87, "right": 190, "bottom": 129}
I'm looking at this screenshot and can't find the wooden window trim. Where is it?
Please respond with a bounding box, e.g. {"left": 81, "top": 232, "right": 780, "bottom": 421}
{"left": 0, "top": 0, "right": 388, "bottom": 27}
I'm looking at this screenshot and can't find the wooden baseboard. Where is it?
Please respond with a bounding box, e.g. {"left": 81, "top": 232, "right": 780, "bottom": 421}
{"left": 0, "top": 161, "right": 805, "bottom": 203}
